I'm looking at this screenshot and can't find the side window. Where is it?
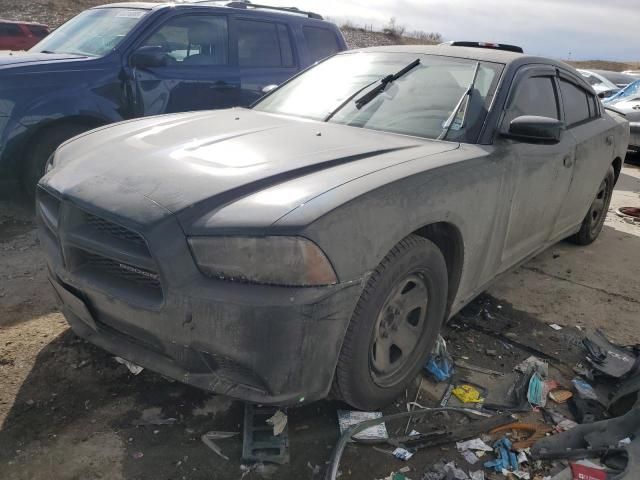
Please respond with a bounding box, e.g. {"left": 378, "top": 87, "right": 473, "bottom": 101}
{"left": 237, "top": 20, "right": 293, "bottom": 67}
{"left": 559, "top": 79, "right": 591, "bottom": 127}
{"left": 508, "top": 76, "right": 559, "bottom": 123}
{"left": 0, "top": 23, "right": 23, "bottom": 37}
{"left": 303, "top": 26, "right": 340, "bottom": 63}
{"left": 139, "top": 15, "right": 228, "bottom": 65}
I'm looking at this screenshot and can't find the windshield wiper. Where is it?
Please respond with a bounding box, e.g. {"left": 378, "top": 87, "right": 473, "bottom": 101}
{"left": 354, "top": 58, "right": 421, "bottom": 110}
{"left": 437, "top": 61, "right": 481, "bottom": 141}
{"left": 39, "top": 50, "right": 57, "bottom": 54}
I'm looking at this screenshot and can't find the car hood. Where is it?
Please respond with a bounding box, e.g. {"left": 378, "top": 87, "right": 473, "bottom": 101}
{"left": 0, "top": 51, "right": 88, "bottom": 68}
{"left": 44, "top": 109, "right": 458, "bottom": 228}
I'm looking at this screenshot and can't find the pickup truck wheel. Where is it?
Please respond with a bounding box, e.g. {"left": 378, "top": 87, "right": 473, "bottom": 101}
{"left": 22, "top": 124, "right": 89, "bottom": 197}
{"left": 569, "top": 165, "right": 615, "bottom": 245}
{"left": 333, "top": 235, "right": 448, "bottom": 410}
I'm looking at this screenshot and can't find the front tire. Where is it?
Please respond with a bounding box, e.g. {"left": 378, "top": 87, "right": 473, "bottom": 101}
{"left": 333, "top": 235, "right": 448, "bottom": 410}
{"left": 569, "top": 165, "right": 615, "bottom": 245}
{"left": 22, "top": 123, "right": 90, "bottom": 197}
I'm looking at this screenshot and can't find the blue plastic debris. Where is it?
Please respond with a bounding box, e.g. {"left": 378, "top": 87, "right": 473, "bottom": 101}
{"left": 424, "top": 336, "right": 454, "bottom": 382}
{"left": 527, "top": 371, "right": 545, "bottom": 406}
{"left": 484, "top": 437, "right": 518, "bottom": 472}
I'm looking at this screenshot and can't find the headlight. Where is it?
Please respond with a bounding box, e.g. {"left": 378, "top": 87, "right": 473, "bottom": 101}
{"left": 188, "top": 236, "right": 338, "bottom": 287}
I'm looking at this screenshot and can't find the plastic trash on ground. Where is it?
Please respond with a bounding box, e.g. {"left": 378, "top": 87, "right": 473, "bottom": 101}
{"left": 424, "top": 335, "right": 454, "bottom": 382}
{"left": 114, "top": 356, "right": 144, "bottom": 375}
{"left": 337, "top": 410, "right": 389, "bottom": 440}
{"left": 452, "top": 384, "right": 484, "bottom": 403}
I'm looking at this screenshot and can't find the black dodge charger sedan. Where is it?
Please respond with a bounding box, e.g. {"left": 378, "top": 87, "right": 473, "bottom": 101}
{"left": 38, "top": 45, "right": 629, "bottom": 409}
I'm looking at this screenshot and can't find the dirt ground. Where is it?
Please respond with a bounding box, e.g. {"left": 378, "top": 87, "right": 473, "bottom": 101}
{"left": 0, "top": 157, "right": 639, "bottom": 480}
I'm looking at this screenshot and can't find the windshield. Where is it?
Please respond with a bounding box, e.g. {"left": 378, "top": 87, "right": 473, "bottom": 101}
{"left": 604, "top": 79, "right": 640, "bottom": 105}
{"left": 254, "top": 52, "right": 502, "bottom": 142}
{"left": 31, "top": 8, "right": 148, "bottom": 57}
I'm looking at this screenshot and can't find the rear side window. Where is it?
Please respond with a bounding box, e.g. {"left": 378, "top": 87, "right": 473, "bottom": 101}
{"left": 509, "top": 76, "right": 559, "bottom": 121}
{"left": 238, "top": 19, "right": 293, "bottom": 67}
{"left": 559, "top": 79, "right": 591, "bottom": 126}
{"left": 27, "top": 25, "right": 49, "bottom": 38}
{"left": 0, "top": 23, "right": 23, "bottom": 37}
{"left": 303, "top": 26, "right": 339, "bottom": 62}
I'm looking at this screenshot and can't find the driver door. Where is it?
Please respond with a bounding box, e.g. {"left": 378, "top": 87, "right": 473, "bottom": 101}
{"left": 498, "top": 68, "right": 577, "bottom": 270}
{"left": 124, "top": 13, "right": 240, "bottom": 117}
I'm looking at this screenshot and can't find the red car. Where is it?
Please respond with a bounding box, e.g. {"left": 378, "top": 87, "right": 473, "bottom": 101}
{"left": 0, "top": 19, "right": 49, "bottom": 51}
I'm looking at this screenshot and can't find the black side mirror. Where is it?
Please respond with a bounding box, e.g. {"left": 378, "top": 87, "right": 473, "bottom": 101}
{"left": 130, "top": 47, "right": 167, "bottom": 69}
{"left": 502, "top": 115, "right": 564, "bottom": 144}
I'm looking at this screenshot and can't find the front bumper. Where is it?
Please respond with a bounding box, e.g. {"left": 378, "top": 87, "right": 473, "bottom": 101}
{"left": 37, "top": 186, "right": 363, "bottom": 405}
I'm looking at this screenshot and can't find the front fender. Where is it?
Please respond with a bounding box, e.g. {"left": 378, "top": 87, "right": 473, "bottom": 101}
{"left": 0, "top": 64, "right": 124, "bottom": 178}
{"left": 278, "top": 145, "right": 505, "bottom": 311}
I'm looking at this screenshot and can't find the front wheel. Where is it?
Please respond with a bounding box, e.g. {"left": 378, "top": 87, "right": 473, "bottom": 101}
{"left": 22, "top": 123, "right": 90, "bottom": 197}
{"left": 569, "top": 165, "right": 615, "bottom": 245}
{"left": 333, "top": 235, "right": 448, "bottom": 410}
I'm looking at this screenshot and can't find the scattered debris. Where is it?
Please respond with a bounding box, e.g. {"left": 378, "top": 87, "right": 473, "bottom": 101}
{"left": 243, "top": 404, "right": 289, "bottom": 465}
{"left": 456, "top": 438, "right": 493, "bottom": 453}
{"left": 461, "top": 449, "right": 480, "bottom": 464}
{"left": 549, "top": 324, "right": 563, "bottom": 331}
{"left": 132, "top": 451, "right": 144, "bottom": 459}
{"left": 391, "top": 447, "right": 415, "bottom": 461}
{"left": 549, "top": 388, "right": 573, "bottom": 404}
{"left": 325, "top": 407, "right": 496, "bottom": 480}
{"left": 114, "top": 356, "right": 144, "bottom": 375}
{"left": 455, "top": 360, "right": 504, "bottom": 377}
{"left": 452, "top": 385, "right": 484, "bottom": 403}
{"left": 133, "top": 407, "right": 177, "bottom": 426}
{"left": 266, "top": 410, "right": 287, "bottom": 436}
{"left": 425, "top": 335, "right": 455, "bottom": 382}
{"left": 515, "top": 356, "right": 549, "bottom": 377}
{"left": 570, "top": 460, "right": 607, "bottom": 480}
{"left": 582, "top": 329, "right": 638, "bottom": 379}
{"left": 490, "top": 423, "right": 554, "bottom": 450}
{"left": 571, "top": 378, "right": 599, "bottom": 401}
{"left": 337, "top": 410, "right": 389, "bottom": 440}
{"left": 484, "top": 437, "right": 518, "bottom": 472}
{"left": 201, "top": 432, "right": 230, "bottom": 461}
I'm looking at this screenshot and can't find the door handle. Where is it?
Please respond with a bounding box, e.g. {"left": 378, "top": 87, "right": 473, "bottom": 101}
{"left": 563, "top": 155, "right": 573, "bottom": 168}
{"left": 606, "top": 135, "right": 614, "bottom": 146}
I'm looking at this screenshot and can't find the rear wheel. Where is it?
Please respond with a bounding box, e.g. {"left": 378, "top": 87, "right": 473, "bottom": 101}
{"left": 569, "top": 165, "right": 615, "bottom": 245}
{"left": 22, "top": 123, "right": 90, "bottom": 197}
{"left": 333, "top": 235, "right": 448, "bottom": 410}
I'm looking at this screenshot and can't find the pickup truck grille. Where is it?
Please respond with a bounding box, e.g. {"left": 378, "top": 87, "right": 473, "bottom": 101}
{"left": 37, "top": 188, "right": 163, "bottom": 306}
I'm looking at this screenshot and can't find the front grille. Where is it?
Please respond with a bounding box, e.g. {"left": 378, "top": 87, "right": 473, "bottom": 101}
{"left": 83, "top": 252, "right": 161, "bottom": 290}
{"left": 83, "top": 212, "right": 148, "bottom": 250}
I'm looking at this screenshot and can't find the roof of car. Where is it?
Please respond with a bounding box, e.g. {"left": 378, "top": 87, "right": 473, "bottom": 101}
{"left": 346, "top": 44, "right": 546, "bottom": 65}
{"left": 95, "top": 1, "right": 324, "bottom": 19}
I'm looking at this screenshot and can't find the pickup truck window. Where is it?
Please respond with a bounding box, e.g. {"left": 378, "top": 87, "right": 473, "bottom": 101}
{"left": 255, "top": 52, "right": 501, "bottom": 142}
{"left": 140, "top": 15, "right": 229, "bottom": 65}
{"left": 27, "top": 25, "right": 49, "bottom": 39}
{"left": 31, "top": 8, "right": 148, "bottom": 57}
{"left": 560, "top": 79, "right": 591, "bottom": 127}
{"left": 0, "top": 23, "right": 23, "bottom": 37}
{"left": 303, "top": 26, "right": 340, "bottom": 62}
{"left": 238, "top": 19, "right": 293, "bottom": 67}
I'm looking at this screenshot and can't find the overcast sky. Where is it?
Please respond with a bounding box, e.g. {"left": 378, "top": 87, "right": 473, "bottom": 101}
{"left": 268, "top": 0, "right": 637, "bottom": 61}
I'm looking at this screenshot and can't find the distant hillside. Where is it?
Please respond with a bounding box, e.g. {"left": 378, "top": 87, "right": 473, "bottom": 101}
{"left": 567, "top": 60, "right": 640, "bottom": 73}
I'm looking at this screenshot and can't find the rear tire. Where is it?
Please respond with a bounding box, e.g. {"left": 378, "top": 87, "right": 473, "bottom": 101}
{"left": 22, "top": 123, "right": 90, "bottom": 197}
{"left": 569, "top": 166, "right": 615, "bottom": 245}
{"left": 333, "top": 235, "right": 448, "bottom": 410}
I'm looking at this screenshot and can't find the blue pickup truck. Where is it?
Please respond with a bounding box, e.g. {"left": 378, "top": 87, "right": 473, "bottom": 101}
{"left": 0, "top": 1, "right": 347, "bottom": 196}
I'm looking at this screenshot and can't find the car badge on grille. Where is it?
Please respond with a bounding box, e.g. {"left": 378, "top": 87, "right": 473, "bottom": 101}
{"left": 118, "top": 263, "right": 159, "bottom": 281}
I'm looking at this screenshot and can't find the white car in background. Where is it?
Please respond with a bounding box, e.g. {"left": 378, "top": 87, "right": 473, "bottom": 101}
{"left": 578, "top": 69, "right": 620, "bottom": 98}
